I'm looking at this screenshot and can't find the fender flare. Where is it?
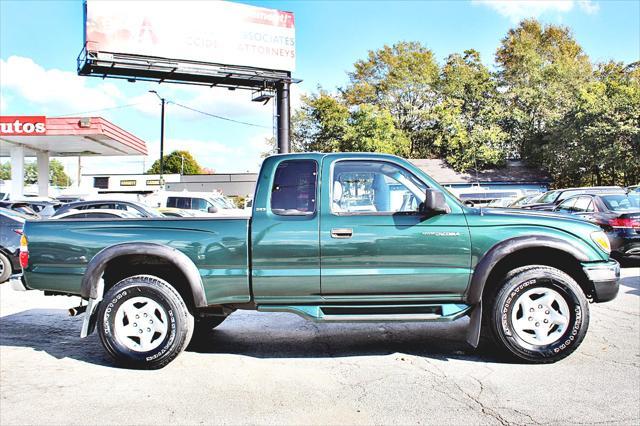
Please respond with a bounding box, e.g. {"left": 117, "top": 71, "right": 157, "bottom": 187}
{"left": 80, "top": 242, "right": 207, "bottom": 307}
{"left": 464, "top": 235, "right": 591, "bottom": 305}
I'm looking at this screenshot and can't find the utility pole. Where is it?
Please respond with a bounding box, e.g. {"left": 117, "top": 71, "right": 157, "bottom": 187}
{"left": 149, "top": 90, "right": 166, "bottom": 188}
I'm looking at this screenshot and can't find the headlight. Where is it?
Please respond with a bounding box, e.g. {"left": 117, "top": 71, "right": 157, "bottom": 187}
{"left": 591, "top": 231, "right": 611, "bottom": 254}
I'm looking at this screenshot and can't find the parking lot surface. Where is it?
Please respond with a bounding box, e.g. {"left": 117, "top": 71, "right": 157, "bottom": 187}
{"left": 1, "top": 267, "right": 639, "bottom": 425}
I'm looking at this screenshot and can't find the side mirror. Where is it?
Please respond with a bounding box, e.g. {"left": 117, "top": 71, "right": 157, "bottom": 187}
{"left": 420, "top": 189, "right": 449, "bottom": 215}
{"left": 464, "top": 200, "right": 475, "bottom": 207}
{"left": 207, "top": 206, "right": 218, "bottom": 214}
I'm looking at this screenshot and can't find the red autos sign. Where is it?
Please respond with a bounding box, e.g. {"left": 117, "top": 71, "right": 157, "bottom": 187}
{"left": 0, "top": 116, "right": 47, "bottom": 135}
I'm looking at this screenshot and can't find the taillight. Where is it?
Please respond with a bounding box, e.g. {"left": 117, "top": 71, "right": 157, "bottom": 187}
{"left": 609, "top": 217, "right": 640, "bottom": 229}
{"left": 19, "top": 234, "right": 28, "bottom": 269}
{"left": 13, "top": 229, "right": 23, "bottom": 235}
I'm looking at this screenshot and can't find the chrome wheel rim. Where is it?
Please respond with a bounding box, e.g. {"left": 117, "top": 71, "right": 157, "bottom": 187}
{"left": 113, "top": 297, "right": 168, "bottom": 352}
{"left": 511, "top": 287, "right": 570, "bottom": 346}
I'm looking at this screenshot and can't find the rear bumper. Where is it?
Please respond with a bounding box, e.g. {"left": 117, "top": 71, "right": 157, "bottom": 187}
{"left": 582, "top": 261, "right": 620, "bottom": 303}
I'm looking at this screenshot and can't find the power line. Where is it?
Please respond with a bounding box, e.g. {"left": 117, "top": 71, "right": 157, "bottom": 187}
{"left": 170, "top": 101, "right": 271, "bottom": 129}
{"left": 51, "top": 102, "right": 143, "bottom": 117}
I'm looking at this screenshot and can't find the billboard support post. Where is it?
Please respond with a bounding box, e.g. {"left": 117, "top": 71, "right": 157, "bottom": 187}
{"left": 276, "top": 80, "right": 290, "bottom": 154}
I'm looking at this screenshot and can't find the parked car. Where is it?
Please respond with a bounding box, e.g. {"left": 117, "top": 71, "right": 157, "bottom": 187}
{"left": 157, "top": 207, "right": 203, "bottom": 217}
{"left": 146, "top": 191, "right": 246, "bottom": 216}
{"left": 53, "top": 209, "right": 141, "bottom": 219}
{"left": 0, "top": 208, "right": 29, "bottom": 283}
{"left": 0, "top": 201, "right": 41, "bottom": 219}
{"left": 508, "top": 193, "right": 542, "bottom": 208}
{"left": 486, "top": 197, "right": 519, "bottom": 208}
{"left": 52, "top": 200, "right": 163, "bottom": 218}
{"left": 553, "top": 193, "right": 640, "bottom": 263}
{"left": 14, "top": 153, "right": 620, "bottom": 369}
{"left": 12, "top": 199, "right": 62, "bottom": 218}
{"left": 55, "top": 195, "right": 86, "bottom": 203}
{"left": 448, "top": 187, "right": 524, "bottom": 207}
{"left": 522, "top": 186, "right": 624, "bottom": 211}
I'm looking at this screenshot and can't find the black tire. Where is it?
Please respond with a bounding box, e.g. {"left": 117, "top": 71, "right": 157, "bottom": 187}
{"left": 97, "top": 275, "right": 194, "bottom": 369}
{"left": 483, "top": 265, "right": 590, "bottom": 363}
{"left": 0, "top": 252, "right": 11, "bottom": 283}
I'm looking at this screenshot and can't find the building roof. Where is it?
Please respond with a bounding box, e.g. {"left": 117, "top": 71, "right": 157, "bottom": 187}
{"left": 0, "top": 116, "right": 147, "bottom": 157}
{"left": 409, "top": 159, "right": 551, "bottom": 184}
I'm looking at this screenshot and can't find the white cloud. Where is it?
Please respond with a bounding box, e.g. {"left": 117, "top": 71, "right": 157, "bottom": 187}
{"left": 472, "top": 0, "right": 599, "bottom": 22}
{"left": 577, "top": 0, "right": 599, "bottom": 14}
{"left": 0, "top": 56, "right": 123, "bottom": 114}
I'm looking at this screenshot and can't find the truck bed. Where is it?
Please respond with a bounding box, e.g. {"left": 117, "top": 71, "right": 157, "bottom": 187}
{"left": 23, "top": 217, "right": 251, "bottom": 305}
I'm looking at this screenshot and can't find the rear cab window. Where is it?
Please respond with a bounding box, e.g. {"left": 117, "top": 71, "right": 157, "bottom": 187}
{"left": 270, "top": 160, "right": 318, "bottom": 216}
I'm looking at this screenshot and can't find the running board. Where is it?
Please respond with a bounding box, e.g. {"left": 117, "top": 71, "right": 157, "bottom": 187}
{"left": 257, "top": 303, "right": 471, "bottom": 323}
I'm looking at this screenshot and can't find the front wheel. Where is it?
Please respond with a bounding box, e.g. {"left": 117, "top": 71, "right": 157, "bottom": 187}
{"left": 484, "top": 265, "right": 590, "bottom": 363}
{"left": 97, "top": 275, "right": 194, "bottom": 369}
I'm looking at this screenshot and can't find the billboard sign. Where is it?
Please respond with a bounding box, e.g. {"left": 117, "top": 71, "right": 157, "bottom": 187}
{"left": 0, "top": 116, "right": 47, "bottom": 136}
{"left": 84, "top": 0, "right": 296, "bottom": 72}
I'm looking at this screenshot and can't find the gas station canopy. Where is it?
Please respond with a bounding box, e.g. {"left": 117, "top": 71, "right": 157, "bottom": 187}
{"left": 0, "top": 116, "right": 147, "bottom": 157}
{"left": 0, "top": 115, "right": 148, "bottom": 198}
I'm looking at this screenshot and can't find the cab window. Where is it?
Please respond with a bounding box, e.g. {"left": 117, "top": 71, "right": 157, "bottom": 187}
{"left": 331, "top": 160, "right": 427, "bottom": 215}
{"left": 270, "top": 160, "right": 318, "bottom": 216}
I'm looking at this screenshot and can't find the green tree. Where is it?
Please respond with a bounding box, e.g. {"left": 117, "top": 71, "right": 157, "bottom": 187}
{"left": 435, "top": 50, "right": 508, "bottom": 171}
{"left": 0, "top": 162, "right": 9, "bottom": 180}
{"left": 291, "top": 92, "right": 409, "bottom": 156}
{"left": 496, "top": 19, "right": 592, "bottom": 165}
{"left": 342, "top": 41, "right": 441, "bottom": 156}
{"left": 545, "top": 61, "right": 640, "bottom": 186}
{"left": 147, "top": 150, "right": 202, "bottom": 175}
{"left": 1, "top": 159, "right": 71, "bottom": 186}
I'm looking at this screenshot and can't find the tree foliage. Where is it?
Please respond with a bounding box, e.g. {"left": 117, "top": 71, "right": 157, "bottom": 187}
{"left": 291, "top": 19, "right": 638, "bottom": 186}
{"left": 0, "top": 159, "right": 72, "bottom": 186}
{"left": 147, "top": 150, "right": 202, "bottom": 175}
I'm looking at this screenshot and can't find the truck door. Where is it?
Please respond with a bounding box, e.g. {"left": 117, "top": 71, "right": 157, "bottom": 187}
{"left": 320, "top": 158, "right": 471, "bottom": 300}
{"left": 251, "top": 156, "right": 322, "bottom": 303}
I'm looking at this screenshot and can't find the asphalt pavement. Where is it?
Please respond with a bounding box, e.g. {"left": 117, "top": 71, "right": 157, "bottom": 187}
{"left": 1, "top": 267, "right": 638, "bottom": 425}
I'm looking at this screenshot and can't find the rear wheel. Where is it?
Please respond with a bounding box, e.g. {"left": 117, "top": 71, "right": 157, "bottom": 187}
{"left": 0, "top": 252, "right": 11, "bottom": 283}
{"left": 97, "top": 275, "right": 194, "bottom": 369}
{"left": 483, "top": 265, "right": 589, "bottom": 363}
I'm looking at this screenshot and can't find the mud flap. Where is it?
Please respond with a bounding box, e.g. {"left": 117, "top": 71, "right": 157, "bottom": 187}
{"left": 80, "top": 297, "right": 100, "bottom": 338}
{"left": 466, "top": 302, "right": 482, "bottom": 348}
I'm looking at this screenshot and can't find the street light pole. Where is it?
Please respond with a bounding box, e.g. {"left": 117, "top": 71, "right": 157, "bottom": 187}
{"left": 149, "top": 90, "right": 166, "bottom": 188}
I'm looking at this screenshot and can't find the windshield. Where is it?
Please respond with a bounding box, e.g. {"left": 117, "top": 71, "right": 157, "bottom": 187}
{"left": 601, "top": 194, "right": 640, "bottom": 211}
{"left": 538, "top": 191, "right": 560, "bottom": 204}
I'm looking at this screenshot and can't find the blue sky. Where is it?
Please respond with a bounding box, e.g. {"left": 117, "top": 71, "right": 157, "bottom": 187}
{"left": 1, "top": 0, "right": 639, "bottom": 178}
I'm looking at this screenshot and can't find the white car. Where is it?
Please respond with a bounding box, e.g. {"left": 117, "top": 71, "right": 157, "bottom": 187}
{"left": 144, "top": 191, "right": 247, "bottom": 217}
{"left": 52, "top": 209, "right": 140, "bottom": 219}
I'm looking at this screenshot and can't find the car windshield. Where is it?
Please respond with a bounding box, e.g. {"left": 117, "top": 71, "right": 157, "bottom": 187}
{"left": 601, "top": 194, "right": 640, "bottom": 211}
{"left": 538, "top": 191, "right": 560, "bottom": 204}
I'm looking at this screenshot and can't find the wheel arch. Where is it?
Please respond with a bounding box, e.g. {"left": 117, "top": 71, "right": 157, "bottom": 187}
{"left": 80, "top": 243, "right": 207, "bottom": 309}
{"left": 466, "top": 236, "right": 594, "bottom": 305}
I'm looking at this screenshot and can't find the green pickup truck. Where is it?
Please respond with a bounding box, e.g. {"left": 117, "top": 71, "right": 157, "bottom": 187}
{"left": 14, "top": 153, "right": 620, "bottom": 368}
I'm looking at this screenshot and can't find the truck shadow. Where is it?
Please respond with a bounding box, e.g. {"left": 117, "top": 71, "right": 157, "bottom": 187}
{"left": 0, "top": 309, "right": 507, "bottom": 367}
{"left": 0, "top": 309, "right": 112, "bottom": 367}
{"left": 188, "top": 311, "right": 507, "bottom": 363}
{"left": 621, "top": 271, "right": 640, "bottom": 297}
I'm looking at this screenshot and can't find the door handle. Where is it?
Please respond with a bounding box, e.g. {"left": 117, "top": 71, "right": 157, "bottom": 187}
{"left": 331, "top": 228, "right": 353, "bottom": 239}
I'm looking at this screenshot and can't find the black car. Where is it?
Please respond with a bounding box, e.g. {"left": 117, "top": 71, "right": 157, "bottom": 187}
{"left": 52, "top": 200, "right": 163, "bottom": 218}
{"left": 0, "top": 207, "right": 29, "bottom": 283}
{"left": 522, "top": 186, "right": 624, "bottom": 211}
{"left": 553, "top": 192, "right": 640, "bottom": 264}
